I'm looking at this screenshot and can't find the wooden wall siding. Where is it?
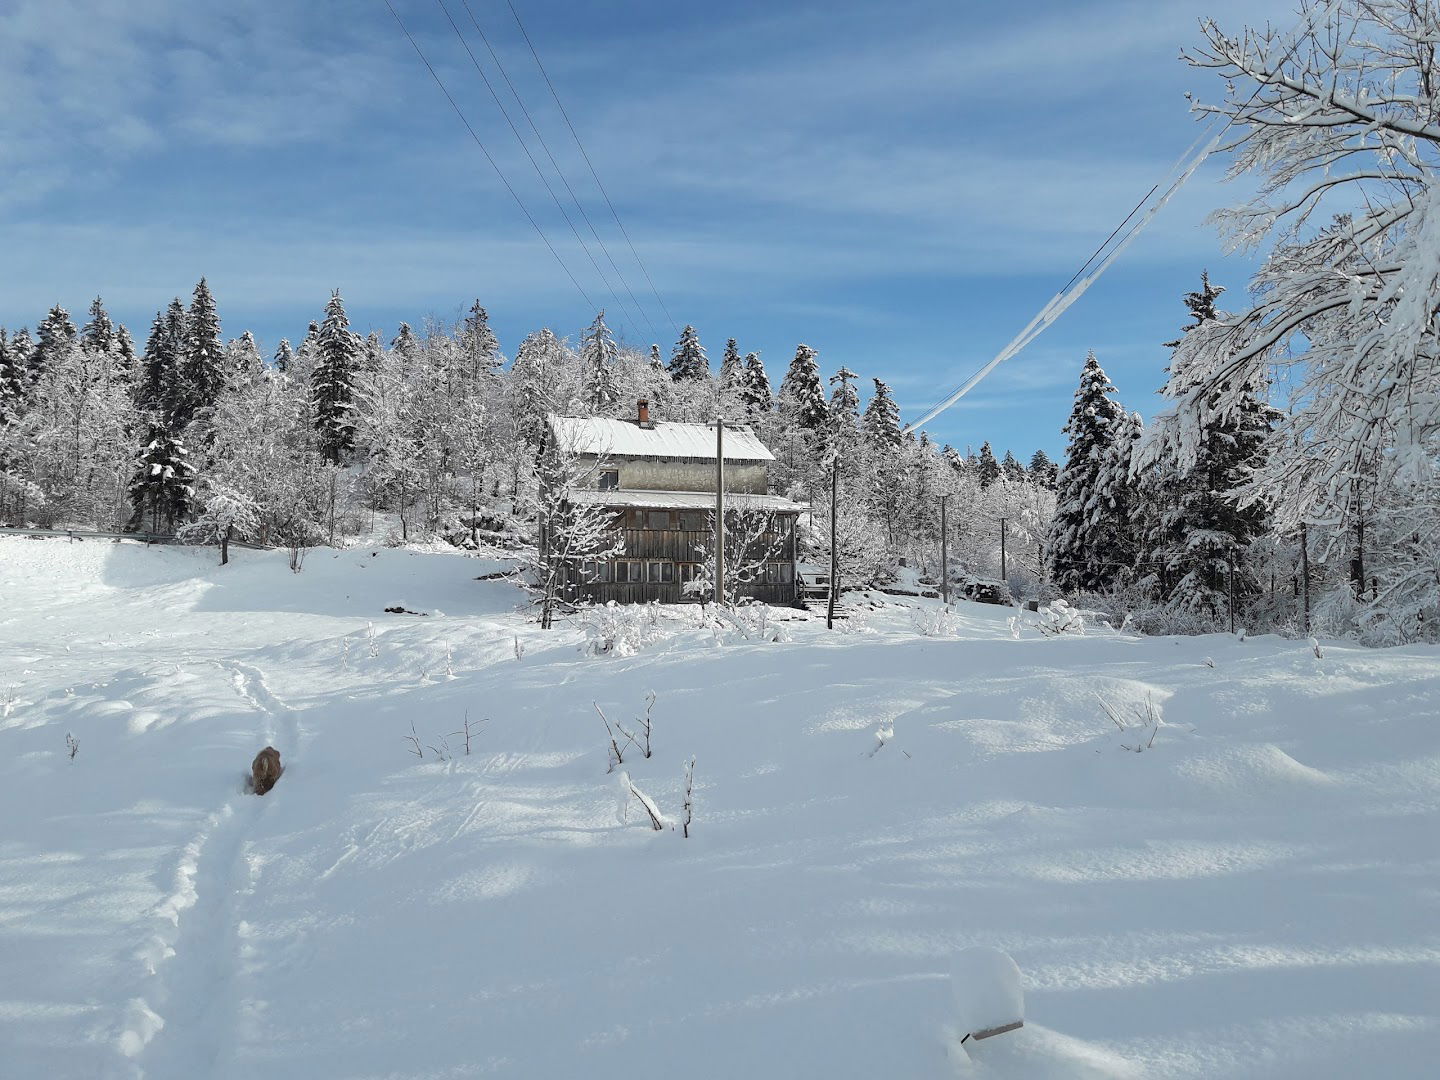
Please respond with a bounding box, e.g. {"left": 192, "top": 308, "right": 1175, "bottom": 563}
{"left": 576, "top": 455, "right": 769, "bottom": 495}
{"left": 566, "top": 581, "right": 799, "bottom": 606}
{"left": 550, "top": 509, "right": 801, "bottom": 607}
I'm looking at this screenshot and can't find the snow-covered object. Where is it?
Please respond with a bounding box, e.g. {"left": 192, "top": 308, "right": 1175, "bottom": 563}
{"left": 546, "top": 414, "right": 773, "bottom": 461}
{"left": 951, "top": 947, "right": 1024, "bottom": 1042}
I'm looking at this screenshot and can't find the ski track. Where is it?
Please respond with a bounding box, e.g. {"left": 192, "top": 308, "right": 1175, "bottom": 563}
{"left": 117, "top": 658, "right": 296, "bottom": 1079}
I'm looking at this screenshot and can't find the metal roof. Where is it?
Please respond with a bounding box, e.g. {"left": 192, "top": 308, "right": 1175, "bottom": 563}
{"left": 569, "top": 490, "right": 803, "bottom": 512}
{"left": 546, "top": 414, "right": 775, "bottom": 462}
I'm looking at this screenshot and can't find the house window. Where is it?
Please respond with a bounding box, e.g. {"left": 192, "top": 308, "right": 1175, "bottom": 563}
{"left": 645, "top": 510, "right": 671, "bottom": 530}
{"left": 679, "top": 511, "right": 707, "bottom": 532}
{"left": 586, "top": 560, "right": 611, "bottom": 583}
{"left": 776, "top": 562, "right": 794, "bottom": 584}
{"left": 648, "top": 561, "right": 675, "bottom": 583}
{"left": 599, "top": 470, "right": 619, "bottom": 491}
{"left": 615, "top": 561, "right": 638, "bottom": 584}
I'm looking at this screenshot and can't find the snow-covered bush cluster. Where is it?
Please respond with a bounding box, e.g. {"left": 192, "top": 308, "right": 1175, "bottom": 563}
{"left": 909, "top": 605, "right": 955, "bottom": 637}
{"left": 582, "top": 601, "right": 669, "bottom": 657}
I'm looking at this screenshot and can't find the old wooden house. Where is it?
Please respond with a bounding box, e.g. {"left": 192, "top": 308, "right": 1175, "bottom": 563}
{"left": 543, "top": 402, "right": 803, "bottom": 605}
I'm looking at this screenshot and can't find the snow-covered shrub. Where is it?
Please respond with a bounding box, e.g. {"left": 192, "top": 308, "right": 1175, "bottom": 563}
{"left": 582, "top": 602, "right": 668, "bottom": 658}
{"left": 1035, "top": 599, "right": 1085, "bottom": 636}
{"left": 910, "top": 605, "right": 955, "bottom": 637}
{"left": 839, "top": 608, "right": 874, "bottom": 635}
{"left": 731, "top": 603, "right": 791, "bottom": 643}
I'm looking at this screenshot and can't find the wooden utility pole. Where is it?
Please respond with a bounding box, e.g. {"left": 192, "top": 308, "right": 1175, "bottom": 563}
{"left": 1300, "top": 522, "right": 1311, "bottom": 634}
{"left": 999, "top": 517, "right": 1008, "bottom": 584}
{"left": 940, "top": 495, "right": 950, "bottom": 605}
{"left": 827, "top": 454, "right": 839, "bottom": 630}
{"left": 1227, "top": 560, "right": 1236, "bottom": 634}
{"left": 714, "top": 419, "right": 726, "bottom": 607}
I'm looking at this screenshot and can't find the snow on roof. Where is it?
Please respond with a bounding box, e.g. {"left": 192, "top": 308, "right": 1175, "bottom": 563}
{"left": 569, "top": 490, "right": 803, "bottom": 512}
{"left": 546, "top": 414, "right": 775, "bottom": 462}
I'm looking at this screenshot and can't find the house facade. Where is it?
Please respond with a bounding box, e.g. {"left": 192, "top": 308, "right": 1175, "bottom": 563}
{"left": 543, "top": 402, "right": 804, "bottom": 605}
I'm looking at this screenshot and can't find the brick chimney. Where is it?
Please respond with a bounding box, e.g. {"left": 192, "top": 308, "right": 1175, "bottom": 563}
{"left": 637, "top": 399, "right": 653, "bottom": 428}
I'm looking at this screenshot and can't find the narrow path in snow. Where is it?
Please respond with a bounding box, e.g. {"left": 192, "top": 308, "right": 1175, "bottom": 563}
{"left": 120, "top": 659, "right": 298, "bottom": 1079}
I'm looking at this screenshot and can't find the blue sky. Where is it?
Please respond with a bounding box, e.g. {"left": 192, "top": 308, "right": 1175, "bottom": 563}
{"left": 0, "top": 0, "right": 1295, "bottom": 457}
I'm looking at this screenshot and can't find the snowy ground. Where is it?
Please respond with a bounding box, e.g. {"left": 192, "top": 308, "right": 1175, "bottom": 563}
{"left": 1, "top": 537, "right": 1436, "bottom": 1080}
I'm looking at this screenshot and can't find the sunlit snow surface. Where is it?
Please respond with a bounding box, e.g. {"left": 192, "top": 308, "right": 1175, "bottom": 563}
{"left": 1, "top": 538, "right": 1435, "bottom": 1079}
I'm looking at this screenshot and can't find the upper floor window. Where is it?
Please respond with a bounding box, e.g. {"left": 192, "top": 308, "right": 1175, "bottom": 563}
{"left": 599, "top": 469, "right": 619, "bottom": 491}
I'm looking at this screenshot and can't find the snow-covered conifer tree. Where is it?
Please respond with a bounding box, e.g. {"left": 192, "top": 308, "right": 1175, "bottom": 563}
{"left": 127, "top": 431, "right": 196, "bottom": 533}
{"left": 976, "top": 442, "right": 1001, "bottom": 489}
{"left": 32, "top": 306, "right": 76, "bottom": 386}
{"left": 580, "top": 310, "right": 621, "bottom": 414}
{"left": 1144, "top": 273, "right": 1277, "bottom": 616}
{"left": 178, "top": 278, "right": 225, "bottom": 429}
{"left": 667, "top": 325, "right": 709, "bottom": 381}
{"left": 1049, "top": 351, "right": 1132, "bottom": 594}
{"left": 863, "top": 378, "right": 901, "bottom": 450}
{"left": 273, "top": 338, "right": 295, "bottom": 375}
{"left": 719, "top": 339, "right": 745, "bottom": 393}
{"left": 460, "top": 300, "right": 502, "bottom": 384}
{"left": 778, "top": 344, "right": 828, "bottom": 431}
{"left": 1029, "top": 449, "right": 1057, "bottom": 489}
{"left": 311, "top": 290, "right": 361, "bottom": 465}
{"left": 741, "top": 352, "right": 772, "bottom": 415}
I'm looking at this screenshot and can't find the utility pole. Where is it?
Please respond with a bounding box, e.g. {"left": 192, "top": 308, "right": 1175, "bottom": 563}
{"left": 999, "top": 517, "right": 1008, "bottom": 585}
{"left": 714, "top": 418, "right": 726, "bottom": 607}
{"left": 1228, "top": 560, "right": 1236, "bottom": 634}
{"left": 940, "top": 495, "right": 950, "bottom": 605}
{"left": 1300, "top": 522, "right": 1311, "bottom": 634}
{"left": 827, "top": 453, "right": 839, "bottom": 630}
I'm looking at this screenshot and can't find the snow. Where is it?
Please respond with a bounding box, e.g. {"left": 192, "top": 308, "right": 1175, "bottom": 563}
{"left": 546, "top": 413, "right": 775, "bottom": 461}
{"left": 2, "top": 537, "right": 1437, "bottom": 1079}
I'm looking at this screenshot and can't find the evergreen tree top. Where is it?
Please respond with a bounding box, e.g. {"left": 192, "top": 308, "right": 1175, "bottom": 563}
{"left": 863, "top": 377, "right": 901, "bottom": 448}
{"left": 81, "top": 296, "right": 117, "bottom": 354}
{"left": 668, "top": 324, "right": 709, "bottom": 380}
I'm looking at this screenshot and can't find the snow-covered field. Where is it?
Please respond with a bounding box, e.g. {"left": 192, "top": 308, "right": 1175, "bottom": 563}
{"left": 2, "top": 537, "right": 1436, "bottom": 1080}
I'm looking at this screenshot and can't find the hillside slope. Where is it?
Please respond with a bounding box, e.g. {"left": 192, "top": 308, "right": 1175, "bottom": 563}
{"left": 1, "top": 537, "right": 1436, "bottom": 1079}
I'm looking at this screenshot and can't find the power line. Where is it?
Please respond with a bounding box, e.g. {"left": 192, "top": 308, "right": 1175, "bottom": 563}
{"left": 902, "top": 0, "right": 1346, "bottom": 435}
{"left": 381, "top": 0, "right": 596, "bottom": 311}
{"left": 434, "top": 0, "right": 647, "bottom": 333}
{"left": 505, "top": 0, "right": 679, "bottom": 338}
{"left": 460, "top": 0, "right": 661, "bottom": 341}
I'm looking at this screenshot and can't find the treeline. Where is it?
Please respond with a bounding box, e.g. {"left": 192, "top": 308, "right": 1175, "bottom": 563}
{"left": 0, "top": 285, "right": 1057, "bottom": 590}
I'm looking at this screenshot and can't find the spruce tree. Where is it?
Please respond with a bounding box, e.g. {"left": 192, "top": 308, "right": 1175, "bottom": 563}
{"left": 667, "top": 325, "right": 709, "bottom": 381}
{"left": 460, "top": 300, "right": 502, "bottom": 383}
{"left": 977, "top": 442, "right": 1001, "bottom": 488}
{"left": 0, "top": 329, "right": 22, "bottom": 425}
{"left": 390, "top": 323, "right": 418, "bottom": 361}
{"left": 741, "top": 352, "right": 772, "bottom": 414}
{"left": 778, "top": 344, "right": 828, "bottom": 430}
{"left": 178, "top": 278, "right": 225, "bottom": 427}
{"left": 127, "top": 431, "right": 196, "bottom": 533}
{"left": 863, "top": 378, "right": 901, "bottom": 450}
{"left": 81, "top": 296, "right": 117, "bottom": 356}
{"left": 1049, "top": 351, "right": 1133, "bottom": 594}
{"left": 649, "top": 344, "right": 665, "bottom": 374}
{"left": 311, "top": 290, "right": 361, "bottom": 465}
{"left": 828, "top": 366, "right": 860, "bottom": 422}
{"left": 580, "top": 310, "right": 620, "bottom": 413}
{"left": 1148, "top": 272, "right": 1278, "bottom": 615}
{"left": 115, "top": 325, "right": 137, "bottom": 384}
{"left": 273, "top": 338, "right": 295, "bottom": 374}
{"left": 32, "top": 306, "right": 77, "bottom": 384}
{"left": 1028, "top": 449, "right": 1058, "bottom": 489}
{"left": 719, "top": 338, "right": 745, "bottom": 392}
{"left": 137, "top": 301, "right": 187, "bottom": 424}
